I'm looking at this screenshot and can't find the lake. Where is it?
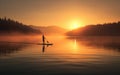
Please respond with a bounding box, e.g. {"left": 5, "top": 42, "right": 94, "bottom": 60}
{"left": 0, "top": 36, "right": 120, "bottom": 75}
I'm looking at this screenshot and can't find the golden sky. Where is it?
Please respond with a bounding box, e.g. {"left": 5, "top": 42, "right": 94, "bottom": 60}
{"left": 0, "top": 0, "right": 120, "bottom": 29}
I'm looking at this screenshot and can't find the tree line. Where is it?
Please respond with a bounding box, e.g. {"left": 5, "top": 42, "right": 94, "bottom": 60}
{"left": 0, "top": 17, "right": 41, "bottom": 35}
{"left": 67, "top": 21, "right": 120, "bottom": 36}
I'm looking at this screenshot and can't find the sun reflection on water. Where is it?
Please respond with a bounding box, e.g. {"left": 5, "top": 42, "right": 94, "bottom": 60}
{"left": 72, "top": 39, "right": 79, "bottom": 53}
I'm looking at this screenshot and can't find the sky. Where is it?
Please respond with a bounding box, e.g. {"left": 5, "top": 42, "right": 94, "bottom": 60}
{"left": 0, "top": 0, "right": 120, "bottom": 29}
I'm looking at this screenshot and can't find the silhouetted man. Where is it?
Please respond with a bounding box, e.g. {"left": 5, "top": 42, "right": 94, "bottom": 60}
{"left": 42, "top": 35, "right": 45, "bottom": 43}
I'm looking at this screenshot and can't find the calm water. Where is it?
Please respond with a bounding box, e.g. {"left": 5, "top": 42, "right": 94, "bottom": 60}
{"left": 0, "top": 36, "right": 120, "bottom": 75}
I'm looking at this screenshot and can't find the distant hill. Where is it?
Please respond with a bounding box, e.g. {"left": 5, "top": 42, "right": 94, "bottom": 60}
{"left": 66, "top": 21, "right": 120, "bottom": 36}
{"left": 0, "top": 18, "right": 41, "bottom": 35}
{"left": 31, "top": 25, "right": 68, "bottom": 35}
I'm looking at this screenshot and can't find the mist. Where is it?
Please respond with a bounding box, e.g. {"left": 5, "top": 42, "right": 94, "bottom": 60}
{"left": 0, "top": 35, "right": 42, "bottom": 43}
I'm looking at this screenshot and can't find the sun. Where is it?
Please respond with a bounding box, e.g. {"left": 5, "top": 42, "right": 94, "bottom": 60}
{"left": 69, "top": 20, "right": 82, "bottom": 30}
{"left": 73, "top": 22, "right": 79, "bottom": 29}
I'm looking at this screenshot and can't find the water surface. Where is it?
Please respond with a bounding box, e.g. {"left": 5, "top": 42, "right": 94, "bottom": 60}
{"left": 0, "top": 36, "right": 120, "bottom": 75}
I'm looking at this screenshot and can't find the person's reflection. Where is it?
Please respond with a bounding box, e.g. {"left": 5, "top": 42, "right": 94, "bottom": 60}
{"left": 42, "top": 45, "right": 51, "bottom": 53}
{"left": 42, "top": 45, "right": 45, "bottom": 53}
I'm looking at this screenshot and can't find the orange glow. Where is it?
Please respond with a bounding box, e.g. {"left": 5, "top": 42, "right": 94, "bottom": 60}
{"left": 69, "top": 20, "right": 84, "bottom": 30}
{"left": 0, "top": 0, "right": 119, "bottom": 30}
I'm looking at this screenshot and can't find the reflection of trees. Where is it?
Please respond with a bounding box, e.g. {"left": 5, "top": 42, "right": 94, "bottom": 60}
{"left": 0, "top": 42, "right": 52, "bottom": 56}
{"left": 0, "top": 43, "right": 27, "bottom": 56}
{"left": 81, "top": 40, "right": 120, "bottom": 51}
{"left": 67, "top": 36, "right": 120, "bottom": 52}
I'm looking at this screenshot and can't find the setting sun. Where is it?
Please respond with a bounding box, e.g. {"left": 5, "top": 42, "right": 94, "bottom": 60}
{"left": 69, "top": 20, "right": 83, "bottom": 30}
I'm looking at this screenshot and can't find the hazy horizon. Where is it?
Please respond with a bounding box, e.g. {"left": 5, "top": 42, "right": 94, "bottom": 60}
{"left": 0, "top": 0, "right": 120, "bottom": 30}
{"left": 1, "top": 1, "right": 120, "bottom": 75}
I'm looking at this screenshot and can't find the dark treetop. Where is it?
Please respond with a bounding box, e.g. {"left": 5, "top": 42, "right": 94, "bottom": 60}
{"left": 0, "top": 17, "right": 41, "bottom": 35}
{"left": 66, "top": 21, "right": 120, "bottom": 36}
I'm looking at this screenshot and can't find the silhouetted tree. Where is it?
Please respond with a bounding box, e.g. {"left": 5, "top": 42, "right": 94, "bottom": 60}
{"left": 0, "top": 17, "right": 41, "bottom": 35}
{"left": 66, "top": 21, "right": 120, "bottom": 36}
